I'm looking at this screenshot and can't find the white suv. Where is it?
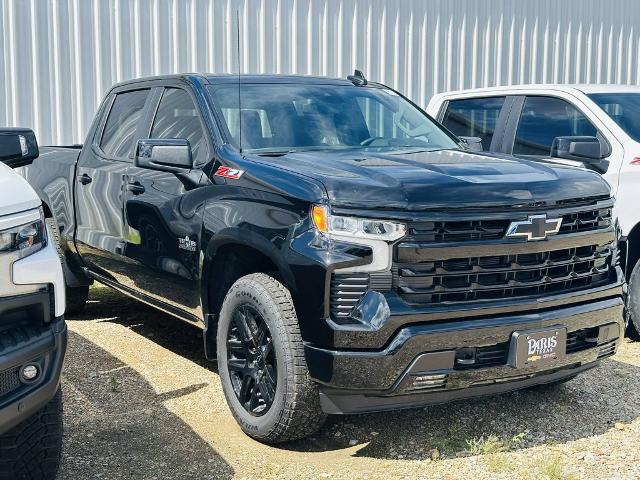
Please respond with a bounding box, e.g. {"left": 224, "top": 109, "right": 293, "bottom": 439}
{"left": 0, "top": 128, "right": 66, "bottom": 479}
{"left": 427, "top": 85, "right": 640, "bottom": 335}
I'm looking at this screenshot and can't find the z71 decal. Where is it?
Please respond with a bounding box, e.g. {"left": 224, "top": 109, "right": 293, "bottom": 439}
{"left": 215, "top": 166, "right": 245, "bottom": 180}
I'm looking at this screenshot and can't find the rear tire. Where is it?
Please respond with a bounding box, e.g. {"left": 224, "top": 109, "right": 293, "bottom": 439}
{"left": 626, "top": 260, "right": 640, "bottom": 341}
{"left": 45, "top": 218, "right": 89, "bottom": 316}
{"left": 217, "top": 273, "right": 326, "bottom": 443}
{"left": 0, "top": 388, "right": 63, "bottom": 480}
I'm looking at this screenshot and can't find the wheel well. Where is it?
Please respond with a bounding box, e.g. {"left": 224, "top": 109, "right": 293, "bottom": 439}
{"left": 205, "top": 244, "right": 279, "bottom": 321}
{"left": 41, "top": 202, "right": 53, "bottom": 218}
{"left": 625, "top": 223, "right": 640, "bottom": 280}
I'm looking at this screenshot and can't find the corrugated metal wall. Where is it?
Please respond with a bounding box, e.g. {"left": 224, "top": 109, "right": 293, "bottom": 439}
{"left": 1, "top": 0, "right": 639, "bottom": 145}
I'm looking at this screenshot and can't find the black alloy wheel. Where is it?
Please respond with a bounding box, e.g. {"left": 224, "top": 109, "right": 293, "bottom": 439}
{"left": 226, "top": 304, "right": 277, "bottom": 416}
{"left": 216, "top": 273, "right": 326, "bottom": 442}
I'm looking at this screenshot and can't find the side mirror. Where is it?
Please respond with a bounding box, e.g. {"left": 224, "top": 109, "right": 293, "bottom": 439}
{"left": 550, "top": 136, "right": 609, "bottom": 173}
{"left": 0, "top": 128, "right": 39, "bottom": 168}
{"left": 135, "top": 139, "right": 193, "bottom": 173}
{"left": 459, "top": 136, "right": 483, "bottom": 152}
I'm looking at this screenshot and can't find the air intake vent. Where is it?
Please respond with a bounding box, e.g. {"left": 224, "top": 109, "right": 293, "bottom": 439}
{"left": 330, "top": 274, "right": 369, "bottom": 319}
{"left": 0, "top": 367, "right": 21, "bottom": 396}
{"left": 330, "top": 272, "right": 392, "bottom": 320}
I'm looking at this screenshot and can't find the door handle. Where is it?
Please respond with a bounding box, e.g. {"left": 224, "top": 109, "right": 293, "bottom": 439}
{"left": 126, "top": 181, "right": 145, "bottom": 195}
{"left": 78, "top": 173, "right": 92, "bottom": 185}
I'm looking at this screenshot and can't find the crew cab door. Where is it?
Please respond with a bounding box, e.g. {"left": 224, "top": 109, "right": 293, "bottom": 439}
{"left": 74, "top": 87, "right": 152, "bottom": 282}
{"left": 121, "top": 86, "right": 209, "bottom": 320}
{"left": 438, "top": 94, "right": 612, "bottom": 178}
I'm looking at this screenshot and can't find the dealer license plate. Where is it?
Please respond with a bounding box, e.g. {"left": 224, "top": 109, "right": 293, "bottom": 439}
{"left": 508, "top": 326, "right": 567, "bottom": 369}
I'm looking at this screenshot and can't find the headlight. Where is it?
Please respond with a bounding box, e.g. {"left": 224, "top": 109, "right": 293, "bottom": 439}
{"left": 311, "top": 205, "right": 406, "bottom": 241}
{"left": 311, "top": 205, "right": 405, "bottom": 273}
{"left": 0, "top": 209, "right": 47, "bottom": 259}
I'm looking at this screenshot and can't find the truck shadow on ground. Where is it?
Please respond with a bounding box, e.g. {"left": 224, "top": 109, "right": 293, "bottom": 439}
{"left": 59, "top": 329, "right": 234, "bottom": 480}
{"left": 79, "top": 285, "right": 640, "bottom": 461}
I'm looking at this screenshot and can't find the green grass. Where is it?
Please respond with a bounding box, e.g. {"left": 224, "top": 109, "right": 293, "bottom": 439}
{"left": 484, "top": 453, "right": 511, "bottom": 473}
{"left": 427, "top": 425, "right": 471, "bottom": 458}
{"left": 466, "top": 432, "right": 527, "bottom": 456}
{"left": 109, "top": 376, "right": 120, "bottom": 393}
{"left": 535, "top": 454, "right": 577, "bottom": 480}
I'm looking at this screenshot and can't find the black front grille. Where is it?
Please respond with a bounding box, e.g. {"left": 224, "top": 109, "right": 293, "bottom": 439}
{"left": 407, "top": 207, "right": 612, "bottom": 243}
{"left": 327, "top": 199, "right": 615, "bottom": 320}
{"left": 408, "top": 219, "right": 508, "bottom": 243}
{"left": 559, "top": 208, "right": 612, "bottom": 234}
{"left": 395, "top": 244, "right": 612, "bottom": 305}
{"left": 0, "top": 367, "right": 21, "bottom": 396}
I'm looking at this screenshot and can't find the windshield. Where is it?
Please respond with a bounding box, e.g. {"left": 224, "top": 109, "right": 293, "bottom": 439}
{"left": 208, "top": 83, "right": 458, "bottom": 153}
{"left": 588, "top": 93, "right": 640, "bottom": 142}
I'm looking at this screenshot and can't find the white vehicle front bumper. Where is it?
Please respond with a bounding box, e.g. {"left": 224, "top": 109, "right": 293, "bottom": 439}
{"left": 11, "top": 237, "right": 65, "bottom": 317}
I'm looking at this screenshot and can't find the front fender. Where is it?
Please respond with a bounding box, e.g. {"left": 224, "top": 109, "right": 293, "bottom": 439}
{"left": 202, "top": 227, "right": 298, "bottom": 295}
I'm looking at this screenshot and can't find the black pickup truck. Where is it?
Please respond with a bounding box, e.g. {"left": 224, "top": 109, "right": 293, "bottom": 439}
{"left": 20, "top": 73, "right": 624, "bottom": 443}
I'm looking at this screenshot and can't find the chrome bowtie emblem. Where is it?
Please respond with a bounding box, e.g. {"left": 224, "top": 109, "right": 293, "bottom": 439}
{"left": 505, "top": 215, "right": 562, "bottom": 241}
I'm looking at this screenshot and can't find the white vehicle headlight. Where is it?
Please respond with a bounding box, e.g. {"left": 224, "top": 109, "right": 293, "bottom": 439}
{"left": 311, "top": 205, "right": 406, "bottom": 241}
{"left": 311, "top": 205, "right": 405, "bottom": 272}
{"left": 0, "top": 208, "right": 47, "bottom": 259}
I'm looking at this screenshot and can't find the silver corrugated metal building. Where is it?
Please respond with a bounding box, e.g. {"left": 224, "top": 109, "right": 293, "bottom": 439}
{"left": 1, "top": 0, "right": 639, "bottom": 145}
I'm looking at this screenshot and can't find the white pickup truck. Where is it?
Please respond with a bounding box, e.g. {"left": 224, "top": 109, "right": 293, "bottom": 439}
{"left": 427, "top": 85, "right": 640, "bottom": 336}
{"left": 0, "top": 128, "right": 66, "bottom": 479}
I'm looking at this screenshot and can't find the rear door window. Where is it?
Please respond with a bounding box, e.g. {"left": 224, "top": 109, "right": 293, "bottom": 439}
{"left": 441, "top": 97, "right": 506, "bottom": 151}
{"left": 100, "top": 89, "right": 150, "bottom": 159}
{"left": 513, "top": 96, "right": 598, "bottom": 156}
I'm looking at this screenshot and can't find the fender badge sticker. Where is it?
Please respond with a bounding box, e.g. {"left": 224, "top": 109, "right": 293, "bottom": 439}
{"left": 215, "top": 166, "right": 245, "bottom": 180}
{"left": 178, "top": 235, "right": 197, "bottom": 252}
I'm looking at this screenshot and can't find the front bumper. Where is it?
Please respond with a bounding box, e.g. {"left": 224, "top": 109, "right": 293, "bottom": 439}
{"left": 0, "top": 292, "right": 67, "bottom": 434}
{"left": 306, "top": 296, "right": 623, "bottom": 414}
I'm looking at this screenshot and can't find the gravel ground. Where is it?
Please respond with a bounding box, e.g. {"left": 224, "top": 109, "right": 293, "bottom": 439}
{"left": 58, "top": 285, "right": 640, "bottom": 479}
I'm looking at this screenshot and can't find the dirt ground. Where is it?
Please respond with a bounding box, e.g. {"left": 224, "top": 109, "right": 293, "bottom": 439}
{"left": 58, "top": 285, "right": 640, "bottom": 479}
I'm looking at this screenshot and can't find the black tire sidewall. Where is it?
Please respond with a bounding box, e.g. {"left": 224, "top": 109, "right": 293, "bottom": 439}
{"left": 217, "top": 277, "right": 290, "bottom": 439}
{"left": 0, "top": 387, "right": 63, "bottom": 479}
{"left": 627, "top": 261, "right": 640, "bottom": 335}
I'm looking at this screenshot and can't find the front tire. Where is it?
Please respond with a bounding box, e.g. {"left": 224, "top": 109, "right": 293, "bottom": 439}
{"left": 217, "top": 273, "right": 326, "bottom": 443}
{"left": 626, "top": 260, "right": 640, "bottom": 340}
{"left": 0, "top": 388, "right": 63, "bottom": 480}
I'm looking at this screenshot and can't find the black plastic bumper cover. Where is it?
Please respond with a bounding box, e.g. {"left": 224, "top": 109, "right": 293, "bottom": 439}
{"left": 305, "top": 297, "right": 623, "bottom": 414}
{"left": 0, "top": 294, "right": 66, "bottom": 434}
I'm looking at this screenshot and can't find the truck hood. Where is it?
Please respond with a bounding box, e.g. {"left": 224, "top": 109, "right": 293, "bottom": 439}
{"left": 254, "top": 148, "right": 611, "bottom": 210}
{"left": 0, "top": 162, "right": 41, "bottom": 217}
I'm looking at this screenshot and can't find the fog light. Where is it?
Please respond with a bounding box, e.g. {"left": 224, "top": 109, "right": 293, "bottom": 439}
{"left": 21, "top": 364, "right": 39, "bottom": 382}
